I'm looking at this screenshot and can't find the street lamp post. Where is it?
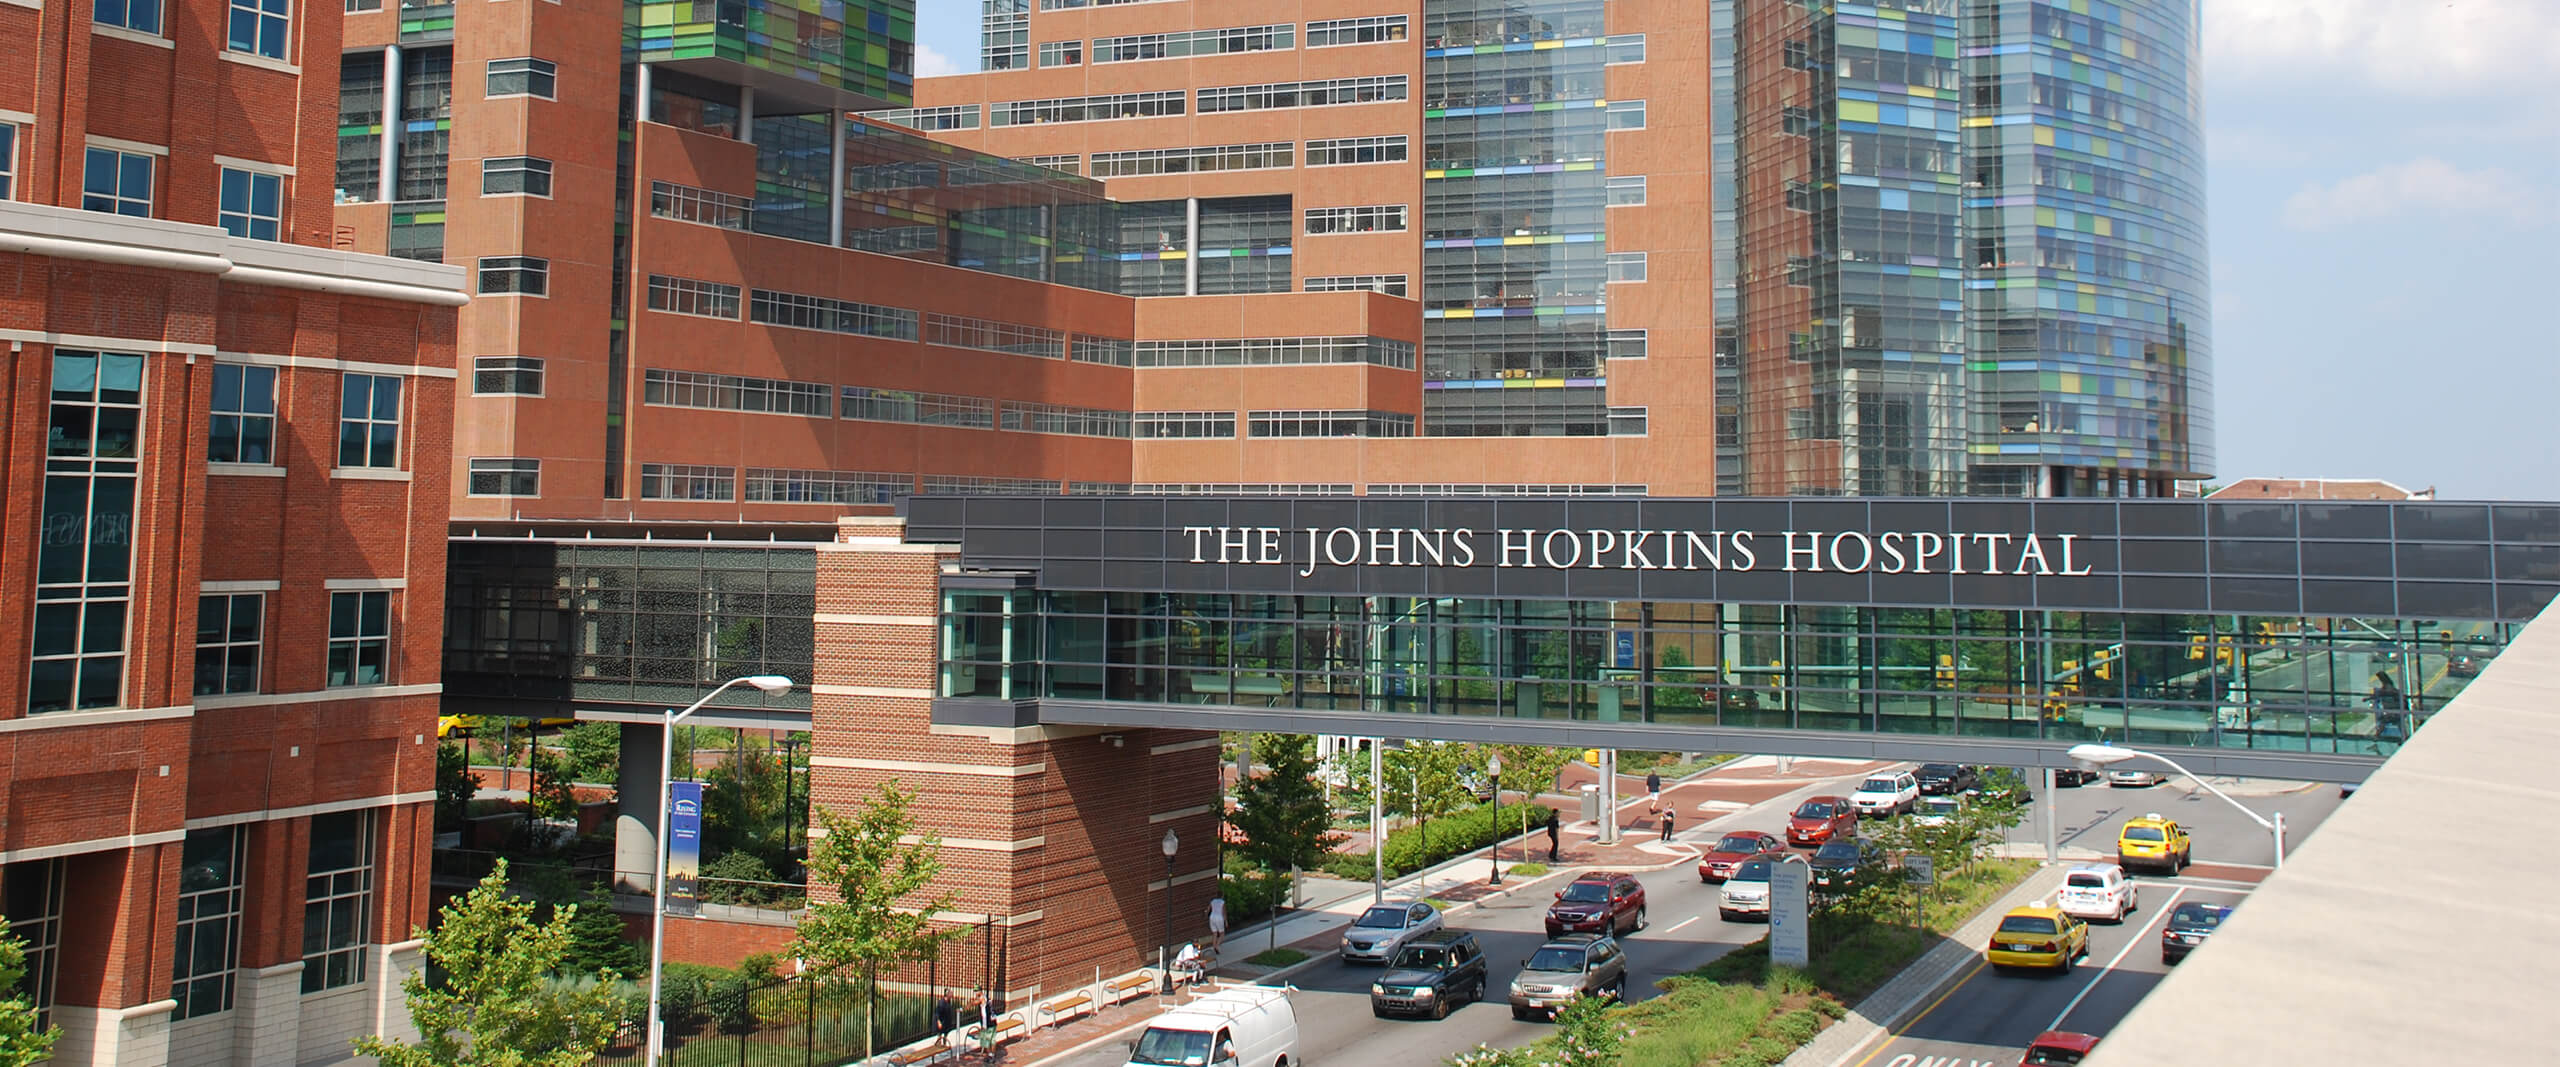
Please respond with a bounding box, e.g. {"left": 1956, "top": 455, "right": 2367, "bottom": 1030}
{"left": 1160, "top": 829, "right": 1181, "bottom": 994}
{"left": 1486, "top": 754, "right": 1503, "bottom": 885}
{"left": 646, "top": 674, "right": 795, "bottom": 1067}
{"left": 2067, "top": 743, "right": 2287, "bottom": 868}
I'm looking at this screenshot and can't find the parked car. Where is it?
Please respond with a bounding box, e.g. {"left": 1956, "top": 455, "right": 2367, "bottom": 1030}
{"left": 1339, "top": 900, "right": 1442, "bottom": 964}
{"left": 2056, "top": 863, "right": 2137, "bottom": 923}
{"left": 1786, "top": 795, "right": 1858, "bottom": 846}
{"left": 1975, "top": 767, "right": 2035, "bottom": 804}
{"left": 1507, "top": 934, "right": 1628, "bottom": 1020}
{"left": 2160, "top": 901, "right": 2232, "bottom": 964}
{"left": 1850, "top": 772, "right": 1920, "bottom": 816}
{"left": 2054, "top": 768, "right": 2101, "bottom": 788}
{"left": 1915, "top": 763, "right": 1980, "bottom": 796}
{"left": 1545, "top": 873, "right": 1647, "bottom": 938}
{"left": 1911, "top": 795, "right": 1963, "bottom": 828}
{"left": 1985, "top": 904, "right": 2090, "bottom": 974}
{"left": 2108, "top": 768, "right": 2166, "bottom": 788}
{"left": 1718, "top": 852, "right": 1794, "bottom": 922}
{"left": 2018, "top": 1031, "right": 2101, "bottom": 1065}
{"left": 1127, "top": 985, "right": 1300, "bottom": 1067}
{"left": 1698, "top": 831, "right": 1786, "bottom": 883}
{"left": 2115, "top": 813, "right": 2191, "bottom": 873}
{"left": 1807, "top": 838, "right": 1884, "bottom": 901}
{"left": 1368, "top": 931, "right": 1489, "bottom": 1020}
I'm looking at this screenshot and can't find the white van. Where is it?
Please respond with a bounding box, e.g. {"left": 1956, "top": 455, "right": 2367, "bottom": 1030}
{"left": 1124, "top": 985, "right": 1301, "bottom": 1067}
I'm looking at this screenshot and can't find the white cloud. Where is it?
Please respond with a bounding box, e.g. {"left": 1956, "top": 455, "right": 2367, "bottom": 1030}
{"left": 2279, "top": 158, "right": 2551, "bottom": 231}
{"left": 2207, "top": 0, "right": 2560, "bottom": 93}
{"left": 914, "top": 41, "right": 962, "bottom": 79}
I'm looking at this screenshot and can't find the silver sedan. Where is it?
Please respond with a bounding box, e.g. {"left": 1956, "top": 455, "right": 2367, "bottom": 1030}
{"left": 1339, "top": 901, "right": 1442, "bottom": 964}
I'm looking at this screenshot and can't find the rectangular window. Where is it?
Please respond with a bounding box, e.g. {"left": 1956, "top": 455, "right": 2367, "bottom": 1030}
{"left": 216, "top": 167, "right": 281, "bottom": 240}
{"left": 226, "top": 0, "right": 288, "bottom": 59}
{"left": 467, "top": 458, "right": 540, "bottom": 497}
{"left": 860, "top": 104, "right": 982, "bottom": 131}
{"left": 1246, "top": 410, "right": 1414, "bottom": 438}
{"left": 638, "top": 463, "right": 736, "bottom": 501}
{"left": 480, "top": 156, "right": 552, "bottom": 197}
{"left": 642, "top": 369, "right": 832, "bottom": 417}
{"left": 1133, "top": 411, "right": 1236, "bottom": 439}
{"left": 1022, "top": 154, "right": 1081, "bottom": 176}
{"left": 1303, "top": 274, "right": 1409, "bottom": 297}
{"left": 1608, "top": 329, "right": 1649, "bottom": 360}
{"left": 0, "top": 125, "right": 19, "bottom": 200}
{"left": 1304, "top": 204, "right": 1407, "bottom": 235}
{"left": 1306, "top": 15, "right": 1406, "bottom": 47}
{"left": 396, "top": 49, "right": 451, "bottom": 200}
{"left": 477, "top": 256, "right": 548, "bottom": 296}
{"left": 1087, "top": 142, "right": 1292, "bottom": 178}
{"left": 346, "top": 0, "right": 381, "bottom": 11}
{"left": 748, "top": 289, "right": 918, "bottom": 340}
{"left": 1304, "top": 135, "right": 1408, "bottom": 167}
{"left": 472, "top": 356, "right": 544, "bottom": 396}
{"left": 301, "top": 811, "right": 375, "bottom": 992}
{"left": 337, "top": 373, "right": 403, "bottom": 469}
{"left": 82, "top": 147, "right": 153, "bottom": 217}
{"left": 1607, "top": 100, "right": 1647, "bottom": 130}
{"left": 1070, "top": 334, "right": 1132, "bottom": 365}
{"left": 32, "top": 351, "right": 143, "bottom": 714}
{"left": 208, "top": 363, "right": 277, "bottom": 464}
{"left": 486, "top": 58, "right": 557, "bottom": 100}
{"left": 999, "top": 402, "right": 1131, "bottom": 439}
{"left": 1607, "top": 34, "right": 1646, "bottom": 64}
{"left": 172, "top": 827, "right": 246, "bottom": 1020}
{"left": 1093, "top": 24, "right": 1293, "bottom": 64}
{"left": 649, "top": 180, "right": 752, "bottom": 230}
{"left": 94, "top": 0, "right": 163, "bottom": 34}
{"left": 325, "top": 591, "right": 389, "bottom": 688}
{"left": 743, "top": 468, "right": 909, "bottom": 505}
{"left": 1608, "top": 252, "right": 1648, "bottom": 283}
{"left": 1134, "top": 336, "right": 1415, "bottom": 369}
{"left": 645, "top": 275, "right": 741, "bottom": 319}
{"left": 981, "top": 0, "right": 1028, "bottom": 69}
{"left": 987, "top": 91, "right": 1184, "bottom": 127}
{"left": 1606, "top": 175, "right": 1646, "bottom": 206}
{"left": 1608, "top": 406, "right": 1649, "bottom": 436}
{"left": 5, "top": 860, "right": 63, "bottom": 1028}
{"left": 1198, "top": 77, "right": 1406, "bottom": 114}
{"left": 1038, "top": 41, "right": 1081, "bottom": 67}
{"left": 923, "top": 313, "right": 1066, "bottom": 359}
{"left": 194, "top": 593, "right": 262, "bottom": 696}
{"left": 840, "top": 387, "right": 997, "bottom": 428}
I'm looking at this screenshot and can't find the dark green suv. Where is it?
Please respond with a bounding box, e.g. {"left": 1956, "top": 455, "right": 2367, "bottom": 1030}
{"left": 1369, "top": 930, "right": 1489, "bottom": 1020}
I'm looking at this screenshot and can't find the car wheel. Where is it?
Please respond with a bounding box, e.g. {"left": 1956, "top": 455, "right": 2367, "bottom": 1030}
{"left": 1635, "top": 905, "right": 1648, "bottom": 932}
{"left": 1432, "top": 995, "right": 1449, "bottom": 1020}
{"left": 2058, "top": 949, "right": 2075, "bottom": 975}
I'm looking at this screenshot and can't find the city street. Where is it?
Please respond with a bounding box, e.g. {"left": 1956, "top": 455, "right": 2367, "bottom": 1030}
{"left": 2005, "top": 772, "right": 2341, "bottom": 871}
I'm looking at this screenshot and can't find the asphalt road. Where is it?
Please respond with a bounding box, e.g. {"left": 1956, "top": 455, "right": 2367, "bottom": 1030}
{"left": 1046, "top": 765, "right": 1888, "bottom": 1067}
{"left": 2004, "top": 772, "right": 2342, "bottom": 869}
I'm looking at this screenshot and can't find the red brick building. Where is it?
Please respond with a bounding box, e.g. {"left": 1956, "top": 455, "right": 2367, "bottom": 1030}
{"left": 0, "top": 0, "right": 466, "bottom": 1062}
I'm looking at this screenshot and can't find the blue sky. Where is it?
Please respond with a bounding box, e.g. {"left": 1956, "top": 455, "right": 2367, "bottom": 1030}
{"left": 913, "top": 1, "right": 2560, "bottom": 500}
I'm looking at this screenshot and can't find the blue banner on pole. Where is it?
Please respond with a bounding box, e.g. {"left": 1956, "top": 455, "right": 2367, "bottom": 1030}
{"left": 1614, "top": 630, "right": 1636, "bottom": 669}
{"left": 667, "top": 780, "right": 704, "bottom": 917}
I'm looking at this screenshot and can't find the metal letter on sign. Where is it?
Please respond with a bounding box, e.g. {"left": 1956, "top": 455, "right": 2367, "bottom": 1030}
{"left": 1769, "top": 859, "right": 1811, "bottom": 968}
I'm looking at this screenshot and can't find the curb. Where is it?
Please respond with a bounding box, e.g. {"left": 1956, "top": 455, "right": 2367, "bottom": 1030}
{"left": 1781, "top": 865, "right": 2072, "bottom": 1067}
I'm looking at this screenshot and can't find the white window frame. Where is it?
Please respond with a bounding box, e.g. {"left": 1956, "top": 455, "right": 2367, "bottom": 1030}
{"left": 225, "top": 0, "right": 290, "bottom": 61}
{"left": 1608, "top": 251, "right": 1648, "bottom": 283}
{"left": 194, "top": 592, "right": 264, "bottom": 697}
{"left": 216, "top": 165, "right": 283, "bottom": 240}
{"left": 337, "top": 372, "right": 404, "bottom": 470}
{"left": 172, "top": 826, "right": 247, "bottom": 1020}
{"left": 1606, "top": 175, "right": 1646, "bottom": 206}
{"left": 81, "top": 144, "right": 157, "bottom": 217}
{"left": 1608, "top": 99, "right": 1647, "bottom": 130}
{"left": 485, "top": 57, "right": 557, "bottom": 101}
{"left": 471, "top": 356, "right": 545, "bottom": 396}
{"left": 476, "top": 255, "right": 549, "bottom": 296}
{"left": 325, "top": 590, "right": 391, "bottom": 688}
{"left": 208, "top": 361, "right": 279, "bottom": 465}
{"left": 1304, "top": 204, "right": 1409, "bottom": 236}
{"left": 479, "top": 155, "right": 553, "bottom": 197}
{"left": 467, "top": 458, "right": 541, "bottom": 497}
{"left": 300, "top": 810, "right": 376, "bottom": 992}
{"left": 0, "top": 121, "right": 20, "bottom": 201}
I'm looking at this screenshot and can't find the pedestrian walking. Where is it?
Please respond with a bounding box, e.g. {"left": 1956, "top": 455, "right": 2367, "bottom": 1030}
{"left": 971, "top": 992, "right": 997, "bottom": 1055}
{"left": 1659, "top": 806, "right": 1676, "bottom": 842}
{"left": 1544, "top": 807, "right": 1562, "bottom": 862}
{"left": 933, "top": 990, "right": 957, "bottom": 1038}
{"left": 1206, "top": 895, "right": 1227, "bottom": 954}
{"left": 1645, "top": 770, "right": 1662, "bottom": 814}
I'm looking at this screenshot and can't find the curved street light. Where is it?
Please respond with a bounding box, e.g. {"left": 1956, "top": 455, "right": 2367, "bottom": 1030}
{"left": 646, "top": 674, "right": 795, "bottom": 1067}
{"left": 2067, "top": 742, "right": 2286, "bottom": 869}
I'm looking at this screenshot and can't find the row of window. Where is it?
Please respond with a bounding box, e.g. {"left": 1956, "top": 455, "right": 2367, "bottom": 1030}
{"left": 205, "top": 362, "right": 406, "bottom": 471}
{"left": 98, "top": 0, "right": 288, "bottom": 60}
{"left": 650, "top": 180, "right": 754, "bottom": 230}
{"left": 1093, "top": 24, "right": 1294, "bottom": 63}
{"left": 988, "top": 90, "right": 1184, "bottom": 127}
{"left": 81, "top": 149, "right": 287, "bottom": 241}
{"left": 1199, "top": 76, "right": 1407, "bottom": 114}
{"left": 642, "top": 464, "right": 1064, "bottom": 502}
{"left": 1247, "top": 410, "right": 1418, "bottom": 438}
{"left": 193, "top": 589, "right": 394, "bottom": 696}
{"left": 1134, "top": 336, "right": 1417, "bottom": 370}
{"left": 1089, "top": 142, "right": 1294, "bottom": 178}
{"left": 1306, "top": 136, "right": 1410, "bottom": 167}
{"left": 1304, "top": 274, "right": 1410, "bottom": 296}
{"left": 1304, "top": 204, "right": 1409, "bottom": 235}
{"left": 641, "top": 368, "right": 833, "bottom": 418}
{"left": 1030, "top": 13, "right": 1402, "bottom": 67}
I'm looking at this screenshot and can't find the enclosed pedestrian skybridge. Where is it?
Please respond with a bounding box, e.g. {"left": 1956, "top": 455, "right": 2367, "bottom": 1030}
{"left": 915, "top": 495, "right": 2560, "bottom": 782}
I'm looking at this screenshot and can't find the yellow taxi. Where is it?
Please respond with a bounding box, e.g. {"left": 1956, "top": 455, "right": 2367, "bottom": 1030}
{"left": 2115, "top": 813, "right": 2192, "bottom": 874}
{"left": 434, "top": 715, "right": 484, "bottom": 739}
{"left": 1986, "top": 903, "right": 2089, "bottom": 974}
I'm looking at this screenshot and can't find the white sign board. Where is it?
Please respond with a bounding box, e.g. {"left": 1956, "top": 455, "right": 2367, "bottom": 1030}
{"left": 1903, "top": 855, "right": 1936, "bottom": 885}
{"left": 1769, "top": 860, "right": 1811, "bottom": 969}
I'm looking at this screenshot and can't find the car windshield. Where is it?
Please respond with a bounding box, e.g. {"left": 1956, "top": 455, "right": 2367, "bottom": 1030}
{"left": 1919, "top": 764, "right": 1960, "bottom": 776}
{"left": 2023, "top": 1048, "right": 2088, "bottom": 1066}
{"left": 2065, "top": 873, "right": 2108, "bottom": 888}
{"left": 1129, "top": 1027, "right": 1213, "bottom": 1066}
{"left": 1391, "top": 945, "right": 1451, "bottom": 970}
{"left": 2171, "top": 904, "right": 2229, "bottom": 929}
{"left": 1998, "top": 915, "right": 2060, "bottom": 935}
{"left": 1733, "top": 859, "right": 1773, "bottom": 881}
{"left": 2123, "top": 826, "right": 2165, "bottom": 842}
{"left": 1794, "top": 801, "right": 1835, "bottom": 818}
{"left": 1355, "top": 906, "right": 1407, "bottom": 928}
{"left": 1814, "top": 841, "right": 1862, "bottom": 862}
{"left": 1859, "top": 777, "right": 1898, "bottom": 792}
{"left": 1715, "top": 834, "right": 1766, "bottom": 853}
{"left": 1525, "top": 947, "right": 1587, "bottom": 972}
{"left": 1560, "top": 882, "right": 1611, "bottom": 903}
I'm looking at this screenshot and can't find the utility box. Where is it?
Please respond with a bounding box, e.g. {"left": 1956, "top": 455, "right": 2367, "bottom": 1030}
{"left": 1579, "top": 783, "right": 1602, "bottom": 822}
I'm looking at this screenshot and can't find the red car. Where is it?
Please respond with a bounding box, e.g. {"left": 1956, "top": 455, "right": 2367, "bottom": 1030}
{"left": 2019, "top": 1031, "right": 2099, "bottom": 1066}
{"left": 1786, "top": 796, "right": 1857, "bottom": 847}
{"left": 1544, "top": 873, "right": 1647, "bottom": 938}
{"left": 1698, "top": 831, "right": 1786, "bottom": 883}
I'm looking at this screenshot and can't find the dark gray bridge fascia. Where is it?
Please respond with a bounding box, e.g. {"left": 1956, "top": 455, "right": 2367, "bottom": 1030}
{"left": 934, "top": 697, "right": 2386, "bottom": 784}
{"left": 905, "top": 495, "right": 2560, "bottom": 621}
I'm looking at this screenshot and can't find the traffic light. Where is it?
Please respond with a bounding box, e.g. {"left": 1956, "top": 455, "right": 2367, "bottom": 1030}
{"left": 2215, "top": 634, "right": 2235, "bottom": 664}
{"left": 2041, "top": 689, "right": 2069, "bottom": 721}
{"left": 1934, "top": 653, "right": 1956, "bottom": 689}
{"left": 2187, "top": 635, "right": 2208, "bottom": 661}
{"left": 2093, "top": 650, "right": 2114, "bottom": 682}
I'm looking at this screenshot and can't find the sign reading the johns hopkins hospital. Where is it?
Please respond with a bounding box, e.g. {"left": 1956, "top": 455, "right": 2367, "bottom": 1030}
{"left": 1178, "top": 525, "right": 2099, "bottom": 579}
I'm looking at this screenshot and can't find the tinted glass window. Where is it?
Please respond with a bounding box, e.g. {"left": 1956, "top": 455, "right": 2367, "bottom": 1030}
{"left": 1997, "top": 915, "right": 2059, "bottom": 935}
{"left": 2123, "top": 826, "right": 2165, "bottom": 842}
{"left": 1560, "top": 882, "right": 1609, "bottom": 903}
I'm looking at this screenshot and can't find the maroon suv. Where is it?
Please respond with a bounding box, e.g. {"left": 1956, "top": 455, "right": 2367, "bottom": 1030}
{"left": 1545, "top": 873, "right": 1646, "bottom": 938}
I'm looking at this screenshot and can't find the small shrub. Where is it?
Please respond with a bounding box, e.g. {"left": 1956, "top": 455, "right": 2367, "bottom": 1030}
{"left": 1770, "top": 1008, "right": 1823, "bottom": 1045}
{"left": 1245, "top": 947, "right": 1307, "bottom": 967}
{"left": 1221, "top": 869, "right": 1290, "bottom": 925}
{"left": 699, "top": 851, "right": 781, "bottom": 906}
{"left": 1505, "top": 862, "right": 1549, "bottom": 877}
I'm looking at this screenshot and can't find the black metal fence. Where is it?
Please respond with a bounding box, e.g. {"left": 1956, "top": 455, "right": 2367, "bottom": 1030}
{"left": 594, "top": 964, "right": 940, "bottom": 1067}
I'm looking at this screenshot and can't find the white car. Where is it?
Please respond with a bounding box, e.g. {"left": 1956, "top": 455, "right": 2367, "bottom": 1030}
{"left": 1339, "top": 900, "right": 1441, "bottom": 964}
{"left": 1911, "top": 795, "right": 1962, "bottom": 828}
{"left": 1125, "top": 985, "right": 1298, "bottom": 1067}
{"left": 2108, "top": 768, "right": 2166, "bottom": 788}
{"left": 1850, "top": 772, "right": 1920, "bottom": 816}
{"left": 1718, "top": 854, "right": 1783, "bottom": 921}
{"left": 2057, "top": 863, "right": 2137, "bottom": 923}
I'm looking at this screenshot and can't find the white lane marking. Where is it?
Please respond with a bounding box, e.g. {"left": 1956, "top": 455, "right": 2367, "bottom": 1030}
{"left": 2048, "top": 885, "right": 2187, "bottom": 1031}
{"left": 1667, "top": 916, "right": 1699, "bottom": 934}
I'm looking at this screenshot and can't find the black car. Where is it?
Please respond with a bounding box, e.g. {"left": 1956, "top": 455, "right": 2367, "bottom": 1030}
{"left": 1914, "top": 764, "right": 1980, "bottom": 796}
{"left": 2053, "top": 767, "right": 2100, "bottom": 788}
{"left": 1370, "top": 930, "right": 1490, "bottom": 1020}
{"left": 1808, "top": 838, "right": 1884, "bottom": 902}
{"left": 2160, "top": 901, "right": 2231, "bottom": 963}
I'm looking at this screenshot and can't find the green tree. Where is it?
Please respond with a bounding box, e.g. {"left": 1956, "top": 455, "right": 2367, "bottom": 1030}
{"left": 437, "top": 741, "right": 479, "bottom": 831}
{"left": 1226, "top": 734, "right": 1344, "bottom": 948}
{"left": 355, "top": 861, "right": 626, "bottom": 1067}
{"left": 703, "top": 738, "right": 791, "bottom": 871}
{"left": 1654, "top": 645, "right": 1707, "bottom": 709}
{"left": 792, "top": 785, "right": 965, "bottom": 1062}
{"left": 558, "top": 722, "right": 622, "bottom": 786}
{"left": 558, "top": 888, "right": 644, "bottom": 979}
{"left": 528, "top": 749, "right": 579, "bottom": 823}
{"left": 0, "top": 920, "right": 58, "bottom": 1067}
{"left": 1481, "top": 744, "right": 1574, "bottom": 841}
{"left": 1389, "top": 741, "right": 1476, "bottom": 856}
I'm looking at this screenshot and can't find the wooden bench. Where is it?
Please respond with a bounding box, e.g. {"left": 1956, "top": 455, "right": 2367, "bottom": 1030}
{"left": 977, "top": 1016, "right": 1027, "bottom": 1047}
{"left": 886, "top": 1038, "right": 953, "bottom": 1065}
{"left": 1035, "top": 993, "right": 1095, "bottom": 1029}
{"left": 1103, "top": 973, "right": 1155, "bottom": 1005}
